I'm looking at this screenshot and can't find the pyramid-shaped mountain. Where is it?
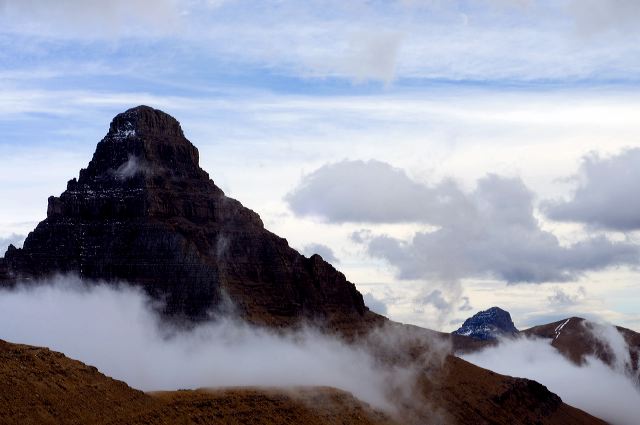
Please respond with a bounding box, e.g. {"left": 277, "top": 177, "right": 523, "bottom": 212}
{"left": 0, "top": 106, "right": 367, "bottom": 326}
{"left": 452, "top": 307, "right": 518, "bottom": 340}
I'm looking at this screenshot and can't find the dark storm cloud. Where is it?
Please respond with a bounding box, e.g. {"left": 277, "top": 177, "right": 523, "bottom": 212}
{"left": 543, "top": 148, "right": 640, "bottom": 231}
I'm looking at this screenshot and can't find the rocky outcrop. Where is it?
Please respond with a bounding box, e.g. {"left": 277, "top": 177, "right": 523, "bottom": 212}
{"left": 1, "top": 106, "right": 366, "bottom": 326}
{"left": 453, "top": 307, "right": 519, "bottom": 340}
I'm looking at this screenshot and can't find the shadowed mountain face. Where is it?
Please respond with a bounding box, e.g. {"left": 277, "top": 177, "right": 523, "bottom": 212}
{"left": 453, "top": 307, "right": 519, "bottom": 340}
{"left": 0, "top": 106, "right": 366, "bottom": 326}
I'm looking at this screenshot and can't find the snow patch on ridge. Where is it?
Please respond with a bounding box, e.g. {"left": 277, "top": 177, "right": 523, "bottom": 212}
{"left": 554, "top": 318, "right": 570, "bottom": 340}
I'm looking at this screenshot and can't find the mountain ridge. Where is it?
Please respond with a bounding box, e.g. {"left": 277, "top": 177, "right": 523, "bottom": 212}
{"left": 0, "top": 337, "right": 605, "bottom": 425}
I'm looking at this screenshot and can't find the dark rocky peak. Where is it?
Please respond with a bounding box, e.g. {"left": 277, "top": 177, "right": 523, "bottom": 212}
{"left": 2, "top": 106, "right": 368, "bottom": 327}
{"left": 453, "top": 306, "right": 519, "bottom": 340}
{"left": 78, "top": 105, "right": 208, "bottom": 185}
{"left": 108, "top": 105, "right": 184, "bottom": 140}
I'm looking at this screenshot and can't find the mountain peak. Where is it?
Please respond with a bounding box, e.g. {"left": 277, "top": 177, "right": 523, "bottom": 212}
{"left": 77, "top": 106, "right": 206, "bottom": 184}
{"left": 453, "top": 306, "right": 519, "bottom": 340}
{"left": 108, "top": 105, "right": 184, "bottom": 140}
{"left": 2, "top": 106, "right": 367, "bottom": 326}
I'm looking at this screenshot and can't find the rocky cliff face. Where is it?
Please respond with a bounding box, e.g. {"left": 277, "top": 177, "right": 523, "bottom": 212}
{"left": 1, "top": 106, "right": 367, "bottom": 326}
{"left": 453, "top": 307, "right": 519, "bottom": 340}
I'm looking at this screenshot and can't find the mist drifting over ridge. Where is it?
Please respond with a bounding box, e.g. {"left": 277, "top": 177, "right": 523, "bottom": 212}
{"left": 0, "top": 276, "right": 423, "bottom": 411}
{"left": 1, "top": 275, "right": 639, "bottom": 424}
{"left": 463, "top": 328, "right": 640, "bottom": 425}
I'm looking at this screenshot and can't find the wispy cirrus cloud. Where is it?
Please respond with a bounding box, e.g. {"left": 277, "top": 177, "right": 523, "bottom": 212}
{"left": 2, "top": 0, "right": 640, "bottom": 83}
{"left": 0, "top": 0, "right": 183, "bottom": 38}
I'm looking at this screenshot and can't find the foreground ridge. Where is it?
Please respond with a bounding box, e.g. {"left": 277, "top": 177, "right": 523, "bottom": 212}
{"left": 0, "top": 338, "right": 606, "bottom": 425}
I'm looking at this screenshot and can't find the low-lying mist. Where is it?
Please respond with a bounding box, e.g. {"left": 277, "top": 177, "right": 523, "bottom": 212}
{"left": 0, "top": 276, "right": 421, "bottom": 411}
{"left": 462, "top": 333, "right": 640, "bottom": 425}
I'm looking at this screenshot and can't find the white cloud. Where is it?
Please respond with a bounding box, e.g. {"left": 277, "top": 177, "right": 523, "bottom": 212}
{"left": 547, "top": 286, "right": 587, "bottom": 307}
{"left": 544, "top": 148, "right": 640, "bottom": 231}
{"left": 289, "top": 161, "right": 639, "bottom": 283}
{"left": 463, "top": 335, "right": 640, "bottom": 425}
{"left": 286, "top": 159, "right": 460, "bottom": 223}
{"left": 363, "top": 292, "right": 388, "bottom": 315}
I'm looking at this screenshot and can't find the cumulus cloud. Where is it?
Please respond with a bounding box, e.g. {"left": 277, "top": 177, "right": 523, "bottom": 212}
{"left": 463, "top": 334, "right": 640, "bottom": 425}
{"left": 547, "top": 286, "right": 587, "bottom": 307}
{"left": 0, "top": 233, "right": 25, "bottom": 254}
{"left": 292, "top": 160, "right": 639, "bottom": 283}
{"left": 544, "top": 149, "right": 640, "bottom": 231}
{"left": 0, "top": 276, "right": 433, "bottom": 411}
{"left": 417, "top": 289, "right": 450, "bottom": 311}
{"left": 363, "top": 292, "right": 388, "bottom": 315}
{"left": 302, "top": 243, "right": 339, "bottom": 264}
{"left": 411, "top": 282, "right": 468, "bottom": 329}
{"left": 286, "top": 160, "right": 465, "bottom": 223}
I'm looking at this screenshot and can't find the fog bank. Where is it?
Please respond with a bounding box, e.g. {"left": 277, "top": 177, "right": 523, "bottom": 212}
{"left": 0, "top": 276, "right": 415, "bottom": 410}
{"left": 463, "top": 336, "right": 640, "bottom": 425}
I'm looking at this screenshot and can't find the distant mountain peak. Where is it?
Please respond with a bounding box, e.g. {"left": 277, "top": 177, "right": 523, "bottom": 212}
{"left": 453, "top": 306, "right": 519, "bottom": 340}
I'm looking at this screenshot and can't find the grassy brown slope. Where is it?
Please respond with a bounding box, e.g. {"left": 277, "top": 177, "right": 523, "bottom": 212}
{"left": 0, "top": 338, "right": 605, "bottom": 425}
{"left": 0, "top": 339, "right": 395, "bottom": 425}
{"left": 418, "top": 355, "right": 606, "bottom": 425}
{"left": 130, "top": 388, "right": 395, "bottom": 425}
{"left": 0, "top": 339, "right": 152, "bottom": 425}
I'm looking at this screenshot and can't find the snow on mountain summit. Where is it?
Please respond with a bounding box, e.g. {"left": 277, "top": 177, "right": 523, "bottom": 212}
{"left": 453, "top": 307, "right": 519, "bottom": 340}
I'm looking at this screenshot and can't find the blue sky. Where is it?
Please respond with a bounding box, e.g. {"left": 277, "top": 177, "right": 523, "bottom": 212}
{"left": 2, "top": 0, "right": 640, "bottom": 331}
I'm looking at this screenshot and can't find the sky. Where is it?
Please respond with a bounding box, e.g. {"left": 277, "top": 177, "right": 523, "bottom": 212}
{"left": 1, "top": 0, "right": 640, "bottom": 332}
